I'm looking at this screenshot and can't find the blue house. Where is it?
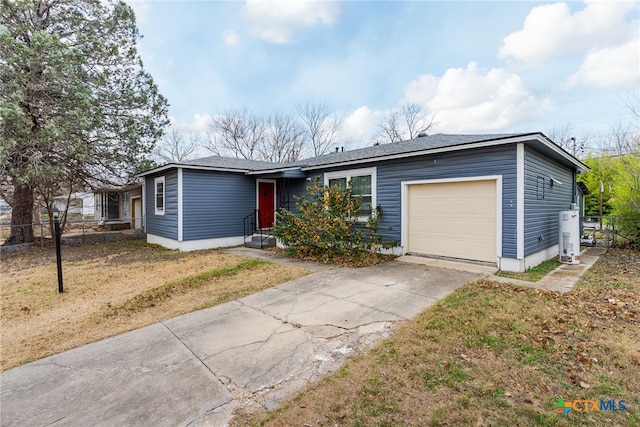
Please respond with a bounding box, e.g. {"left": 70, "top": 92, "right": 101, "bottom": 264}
{"left": 138, "top": 133, "right": 588, "bottom": 272}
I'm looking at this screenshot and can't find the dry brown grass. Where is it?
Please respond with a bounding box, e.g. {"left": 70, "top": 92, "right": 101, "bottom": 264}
{"left": 235, "top": 248, "right": 640, "bottom": 427}
{"left": 1, "top": 240, "right": 309, "bottom": 371}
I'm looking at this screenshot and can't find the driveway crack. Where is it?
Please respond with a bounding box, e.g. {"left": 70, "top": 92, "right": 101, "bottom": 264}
{"left": 161, "top": 321, "right": 224, "bottom": 386}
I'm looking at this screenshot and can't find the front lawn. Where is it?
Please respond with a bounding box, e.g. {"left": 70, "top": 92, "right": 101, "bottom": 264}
{"left": 0, "top": 240, "right": 310, "bottom": 371}
{"left": 234, "top": 248, "right": 640, "bottom": 426}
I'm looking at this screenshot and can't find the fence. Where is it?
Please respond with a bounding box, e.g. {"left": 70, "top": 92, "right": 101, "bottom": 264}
{"left": 581, "top": 216, "right": 640, "bottom": 248}
{"left": 0, "top": 217, "right": 145, "bottom": 248}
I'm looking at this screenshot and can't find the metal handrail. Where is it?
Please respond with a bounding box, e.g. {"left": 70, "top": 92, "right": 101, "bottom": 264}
{"left": 243, "top": 208, "right": 277, "bottom": 248}
{"left": 257, "top": 209, "right": 276, "bottom": 247}
{"left": 243, "top": 209, "right": 258, "bottom": 246}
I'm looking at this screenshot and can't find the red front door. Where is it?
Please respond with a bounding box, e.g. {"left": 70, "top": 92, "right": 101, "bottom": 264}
{"left": 258, "top": 182, "right": 275, "bottom": 228}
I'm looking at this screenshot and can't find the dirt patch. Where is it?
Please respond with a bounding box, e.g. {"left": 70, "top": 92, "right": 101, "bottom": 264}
{"left": 1, "top": 240, "right": 310, "bottom": 371}
{"left": 233, "top": 248, "right": 640, "bottom": 426}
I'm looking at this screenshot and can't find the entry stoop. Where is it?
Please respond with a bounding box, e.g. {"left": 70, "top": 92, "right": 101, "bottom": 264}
{"left": 244, "top": 234, "right": 276, "bottom": 249}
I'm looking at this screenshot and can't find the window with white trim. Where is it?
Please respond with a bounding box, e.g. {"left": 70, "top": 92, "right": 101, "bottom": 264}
{"left": 325, "top": 167, "right": 376, "bottom": 219}
{"left": 155, "top": 176, "right": 165, "bottom": 215}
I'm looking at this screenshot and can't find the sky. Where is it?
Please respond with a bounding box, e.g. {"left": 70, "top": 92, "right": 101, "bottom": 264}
{"left": 126, "top": 0, "right": 640, "bottom": 153}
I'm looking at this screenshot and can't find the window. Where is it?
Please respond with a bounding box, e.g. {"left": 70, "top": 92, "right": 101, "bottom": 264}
{"left": 537, "top": 176, "right": 545, "bottom": 200}
{"left": 155, "top": 176, "right": 165, "bottom": 215}
{"left": 325, "top": 167, "right": 376, "bottom": 219}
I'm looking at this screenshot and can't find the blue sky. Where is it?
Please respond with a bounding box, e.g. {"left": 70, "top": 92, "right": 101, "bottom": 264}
{"left": 127, "top": 0, "right": 639, "bottom": 151}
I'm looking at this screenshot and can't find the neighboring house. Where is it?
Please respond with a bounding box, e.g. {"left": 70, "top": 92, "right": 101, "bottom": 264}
{"left": 0, "top": 198, "right": 11, "bottom": 215}
{"left": 138, "top": 133, "right": 588, "bottom": 272}
{"left": 52, "top": 192, "right": 95, "bottom": 219}
{"left": 94, "top": 183, "right": 143, "bottom": 229}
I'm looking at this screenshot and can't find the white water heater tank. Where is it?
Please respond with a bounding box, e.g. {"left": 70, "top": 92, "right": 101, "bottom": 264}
{"left": 559, "top": 210, "right": 580, "bottom": 265}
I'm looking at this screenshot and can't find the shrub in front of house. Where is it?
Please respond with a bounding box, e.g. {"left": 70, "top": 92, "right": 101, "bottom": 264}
{"left": 274, "top": 181, "right": 396, "bottom": 263}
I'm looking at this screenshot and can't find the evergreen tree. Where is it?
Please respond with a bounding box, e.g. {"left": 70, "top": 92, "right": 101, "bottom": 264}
{"left": 0, "top": 0, "right": 169, "bottom": 244}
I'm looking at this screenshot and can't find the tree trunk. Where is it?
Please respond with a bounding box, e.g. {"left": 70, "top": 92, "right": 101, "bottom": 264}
{"left": 4, "top": 185, "right": 35, "bottom": 245}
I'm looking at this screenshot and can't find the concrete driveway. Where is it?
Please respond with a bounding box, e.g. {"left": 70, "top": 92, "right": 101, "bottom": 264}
{"left": 0, "top": 260, "right": 491, "bottom": 427}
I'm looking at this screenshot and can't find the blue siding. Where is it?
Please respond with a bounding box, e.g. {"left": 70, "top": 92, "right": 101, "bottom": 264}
{"left": 296, "top": 146, "right": 518, "bottom": 258}
{"left": 145, "top": 170, "right": 178, "bottom": 240}
{"left": 182, "top": 169, "right": 255, "bottom": 240}
{"left": 277, "top": 178, "right": 308, "bottom": 213}
{"left": 524, "top": 148, "right": 574, "bottom": 257}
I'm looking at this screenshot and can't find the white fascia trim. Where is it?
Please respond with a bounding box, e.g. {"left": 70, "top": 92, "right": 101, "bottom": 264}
{"left": 177, "top": 168, "right": 183, "bottom": 242}
{"left": 138, "top": 163, "right": 251, "bottom": 177}
{"left": 400, "top": 175, "right": 503, "bottom": 261}
{"left": 147, "top": 233, "right": 245, "bottom": 252}
{"left": 302, "top": 135, "right": 540, "bottom": 172}
{"left": 517, "top": 143, "right": 525, "bottom": 260}
{"left": 324, "top": 167, "right": 377, "bottom": 221}
{"left": 537, "top": 134, "right": 589, "bottom": 172}
{"left": 256, "top": 178, "right": 277, "bottom": 211}
{"left": 246, "top": 167, "right": 302, "bottom": 175}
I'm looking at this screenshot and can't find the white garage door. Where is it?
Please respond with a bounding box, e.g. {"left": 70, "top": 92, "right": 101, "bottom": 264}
{"left": 407, "top": 180, "right": 497, "bottom": 263}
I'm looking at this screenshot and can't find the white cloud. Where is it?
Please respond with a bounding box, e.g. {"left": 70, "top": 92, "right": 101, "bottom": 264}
{"left": 402, "top": 62, "right": 550, "bottom": 133}
{"left": 499, "top": 1, "right": 637, "bottom": 65}
{"left": 222, "top": 28, "right": 240, "bottom": 46}
{"left": 192, "top": 113, "right": 213, "bottom": 132}
{"left": 342, "top": 106, "right": 384, "bottom": 147}
{"left": 241, "top": 0, "right": 341, "bottom": 44}
{"left": 565, "top": 38, "right": 640, "bottom": 89}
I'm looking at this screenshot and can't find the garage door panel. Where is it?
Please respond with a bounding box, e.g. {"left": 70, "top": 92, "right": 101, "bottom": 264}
{"left": 407, "top": 180, "right": 497, "bottom": 263}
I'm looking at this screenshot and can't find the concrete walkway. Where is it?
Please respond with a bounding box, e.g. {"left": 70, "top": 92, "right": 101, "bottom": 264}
{"left": 488, "top": 247, "right": 606, "bottom": 292}
{"left": 1, "top": 258, "right": 488, "bottom": 427}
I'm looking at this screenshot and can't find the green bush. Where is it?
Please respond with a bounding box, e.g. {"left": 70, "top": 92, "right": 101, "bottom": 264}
{"left": 274, "top": 180, "right": 396, "bottom": 261}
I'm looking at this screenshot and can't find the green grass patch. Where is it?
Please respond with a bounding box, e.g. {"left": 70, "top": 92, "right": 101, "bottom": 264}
{"left": 496, "top": 256, "right": 562, "bottom": 282}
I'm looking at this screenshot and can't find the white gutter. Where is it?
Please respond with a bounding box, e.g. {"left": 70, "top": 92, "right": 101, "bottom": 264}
{"left": 137, "top": 163, "right": 251, "bottom": 177}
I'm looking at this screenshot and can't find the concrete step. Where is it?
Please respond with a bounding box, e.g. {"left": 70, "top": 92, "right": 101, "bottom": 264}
{"left": 245, "top": 235, "right": 275, "bottom": 248}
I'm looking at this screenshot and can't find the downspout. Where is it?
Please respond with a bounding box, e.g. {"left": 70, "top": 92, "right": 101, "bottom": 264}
{"left": 178, "top": 168, "right": 183, "bottom": 242}
{"left": 141, "top": 180, "right": 146, "bottom": 232}
{"left": 572, "top": 169, "right": 577, "bottom": 206}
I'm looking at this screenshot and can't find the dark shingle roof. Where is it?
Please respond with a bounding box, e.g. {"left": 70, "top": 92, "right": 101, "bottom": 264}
{"left": 181, "top": 156, "right": 282, "bottom": 171}
{"left": 142, "top": 132, "right": 578, "bottom": 176}
{"left": 291, "top": 133, "right": 526, "bottom": 168}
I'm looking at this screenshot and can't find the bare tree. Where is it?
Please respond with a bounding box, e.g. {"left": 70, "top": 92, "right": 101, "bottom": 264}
{"left": 154, "top": 126, "right": 201, "bottom": 163}
{"left": 375, "top": 110, "right": 404, "bottom": 144}
{"left": 622, "top": 88, "right": 640, "bottom": 129}
{"left": 403, "top": 103, "right": 436, "bottom": 139}
{"left": 602, "top": 122, "right": 639, "bottom": 157}
{"left": 206, "top": 109, "right": 267, "bottom": 159}
{"left": 260, "top": 114, "right": 306, "bottom": 163}
{"left": 296, "top": 103, "right": 344, "bottom": 156}
{"left": 374, "top": 103, "right": 436, "bottom": 144}
{"left": 546, "top": 123, "right": 578, "bottom": 152}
